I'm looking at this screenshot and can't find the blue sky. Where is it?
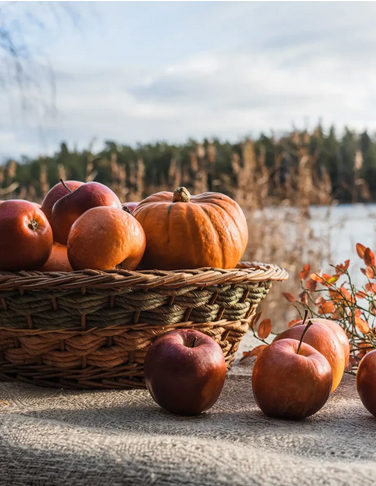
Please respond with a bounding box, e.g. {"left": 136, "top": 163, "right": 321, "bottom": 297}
{"left": 1, "top": 1, "right": 376, "bottom": 161}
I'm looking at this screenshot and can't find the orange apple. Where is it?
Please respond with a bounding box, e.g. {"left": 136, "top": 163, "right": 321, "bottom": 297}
{"left": 293, "top": 318, "right": 350, "bottom": 366}
{"left": 273, "top": 321, "right": 345, "bottom": 392}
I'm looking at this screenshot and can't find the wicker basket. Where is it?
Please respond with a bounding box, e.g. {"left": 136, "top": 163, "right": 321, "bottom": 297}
{"left": 0, "top": 262, "right": 288, "bottom": 389}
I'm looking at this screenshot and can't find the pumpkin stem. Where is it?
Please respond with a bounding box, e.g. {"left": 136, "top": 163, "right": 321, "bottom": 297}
{"left": 173, "top": 187, "right": 191, "bottom": 203}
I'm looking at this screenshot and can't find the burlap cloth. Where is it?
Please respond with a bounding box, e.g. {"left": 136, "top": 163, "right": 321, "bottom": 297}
{"left": 0, "top": 347, "right": 375, "bottom": 485}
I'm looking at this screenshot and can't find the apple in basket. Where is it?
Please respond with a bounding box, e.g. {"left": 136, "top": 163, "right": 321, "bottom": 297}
{"left": 41, "top": 180, "right": 84, "bottom": 224}
{"left": 252, "top": 319, "right": 333, "bottom": 420}
{"left": 0, "top": 200, "right": 53, "bottom": 271}
{"left": 50, "top": 180, "right": 122, "bottom": 245}
{"left": 144, "top": 329, "right": 226, "bottom": 416}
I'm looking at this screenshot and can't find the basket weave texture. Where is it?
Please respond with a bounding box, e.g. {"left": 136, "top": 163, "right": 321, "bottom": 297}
{"left": 0, "top": 263, "right": 288, "bottom": 389}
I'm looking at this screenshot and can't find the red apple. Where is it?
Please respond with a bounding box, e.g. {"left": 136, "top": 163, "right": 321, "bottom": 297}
{"left": 144, "top": 329, "right": 226, "bottom": 416}
{"left": 252, "top": 338, "right": 333, "bottom": 420}
{"left": 0, "top": 200, "right": 53, "bottom": 271}
{"left": 273, "top": 321, "right": 345, "bottom": 392}
{"left": 41, "top": 180, "right": 84, "bottom": 225}
{"left": 122, "top": 202, "right": 138, "bottom": 214}
{"left": 357, "top": 350, "right": 376, "bottom": 417}
{"left": 51, "top": 181, "right": 122, "bottom": 244}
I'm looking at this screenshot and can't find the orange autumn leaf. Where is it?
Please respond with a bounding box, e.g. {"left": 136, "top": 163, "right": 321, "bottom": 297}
{"left": 357, "top": 340, "right": 370, "bottom": 350}
{"left": 310, "top": 273, "right": 329, "bottom": 283}
{"left": 250, "top": 311, "right": 262, "bottom": 330}
{"left": 288, "top": 318, "right": 302, "bottom": 328}
{"left": 354, "top": 309, "right": 362, "bottom": 317}
{"left": 356, "top": 243, "right": 366, "bottom": 259}
{"left": 329, "top": 288, "right": 341, "bottom": 302}
{"left": 335, "top": 260, "right": 350, "bottom": 275}
{"left": 365, "top": 283, "right": 376, "bottom": 294}
{"left": 299, "top": 291, "right": 308, "bottom": 305}
{"left": 366, "top": 266, "right": 375, "bottom": 279}
{"left": 306, "top": 279, "right": 317, "bottom": 291}
{"left": 329, "top": 286, "right": 354, "bottom": 303}
{"left": 355, "top": 317, "right": 370, "bottom": 334}
{"left": 299, "top": 264, "right": 311, "bottom": 281}
{"left": 361, "top": 268, "right": 367, "bottom": 275}
{"left": 318, "top": 301, "right": 335, "bottom": 315}
{"left": 364, "top": 248, "right": 376, "bottom": 267}
{"left": 356, "top": 291, "right": 367, "bottom": 299}
{"left": 315, "top": 296, "right": 326, "bottom": 306}
{"left": 240, "top": 345, "right": 267, "bottom": 362}
{"left": 332, "top": 307, "right": 344, "bottom": 320}
{"left": 370, "top": 303, "right": 376, "bottom": 316}
{"left": 258, "top": 319, "right": 272, "bottom": 339}
{"left": 310, "top": 273, "right": 339, "bottom": 286}
{"left": 282, "top": 292, "right": 296, "bottom": 303}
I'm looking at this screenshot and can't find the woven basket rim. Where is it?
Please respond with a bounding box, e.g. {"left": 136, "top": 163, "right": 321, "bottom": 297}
{"left": 0, "top": 262, "right": 288, "bottom": 291}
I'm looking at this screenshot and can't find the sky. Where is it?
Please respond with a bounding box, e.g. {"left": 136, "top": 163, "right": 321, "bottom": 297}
{"left": 1, "top": 1, "right": 376, "bottom": 161}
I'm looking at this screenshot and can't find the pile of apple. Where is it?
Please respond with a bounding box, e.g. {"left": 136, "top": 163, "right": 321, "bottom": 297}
{"left": 143, "top": 315, "right": 350, "bottom": 419}
{"left": 143, "top": 317, "right": 376, "bottom": 420}
{"left": 252, "top": 316, "right": 376, "bottom": 421}
{"left": 143, "top": 316, "right": 349, "bottom": 418}
{"left": 251, "top": 315, "right": 349, "bottom": 420}
{"left": 0, "top": 180, "right": 145, "bottom": 272}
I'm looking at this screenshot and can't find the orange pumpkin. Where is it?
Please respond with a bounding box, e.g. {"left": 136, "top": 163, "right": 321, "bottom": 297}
{"left": 133, "top": 187, "right": 248, "bottom": 270}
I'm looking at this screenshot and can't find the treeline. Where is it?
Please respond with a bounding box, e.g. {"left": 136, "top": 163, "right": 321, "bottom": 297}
{"left": 1, "top": 126, "right": 376, "bottom": 207}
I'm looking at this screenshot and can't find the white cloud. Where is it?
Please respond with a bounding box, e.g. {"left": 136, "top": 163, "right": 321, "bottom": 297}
{"left": 1, "top": 1, "right": 376, "bottom": 161}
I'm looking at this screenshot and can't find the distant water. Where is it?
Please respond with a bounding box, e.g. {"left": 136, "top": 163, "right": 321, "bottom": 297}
{"left": 302, "top": 204, "right": 376, "bottom": 287}
{"left": 311, "top": 203, "right": 376, "bottom": 267}
{"left": 256, "top": 203, "right": 376, "bottom": 286}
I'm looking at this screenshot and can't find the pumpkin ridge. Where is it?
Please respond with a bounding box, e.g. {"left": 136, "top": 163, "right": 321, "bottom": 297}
{"left": 138, "top": 206, "right": 152, "bottom": 224}
{"left": 166, "top": 203, "right": 173, "bottom": 244}
{"left": 184, "top": 202, "right": 202, "bottom": 267}
{"left": 200, "top": 205, "right": 224, "bottom": 268}
{"left": 205, "top": 200, "right": 247, "bottom": 249}
{"left": 204, "top": 201, "right": 246, "bottom": 263}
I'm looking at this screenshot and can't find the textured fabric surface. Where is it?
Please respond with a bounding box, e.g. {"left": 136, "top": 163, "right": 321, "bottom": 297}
{"left": 0, "top": 354, "right": 375, "bottom": 485}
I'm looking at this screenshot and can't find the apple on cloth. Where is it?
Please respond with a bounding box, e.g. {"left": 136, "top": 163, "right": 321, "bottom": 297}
{"left": 273, "top": 320, "right": 345, "bottom": 392}
{"left": 252, "top": 318, "right": 333, "bottom": 420}
{"left": 144, "top": 329, "right": 226, "bottom": 416}
{"left": 357, "top": 350, "right": 376, "bottom": 417}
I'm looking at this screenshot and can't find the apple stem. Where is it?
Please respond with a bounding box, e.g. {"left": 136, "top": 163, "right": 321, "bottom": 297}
{"left": 60, "top": 179, "right": 72, "bottom": 193}
{"left": 297, "top": 312, "right": 313, "bottom": 355}
{"left": 192, "top": 336, "right": 197, "bottom": 348}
